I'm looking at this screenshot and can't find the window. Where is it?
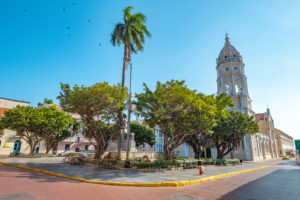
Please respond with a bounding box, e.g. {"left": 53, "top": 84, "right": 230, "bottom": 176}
{"left": 233, "top": 54, "right": 236, "bottom": 57}
{"left": 234, "top": 66, "right": 238, "bottom": 70}
{"left": 75, "top": 148, "right": 80, "bottom": 152}
{"left": 85, "top": 145, "right": 89, "bottom": 151}
{"left": 235, "top": 79, "right": 242, "bottom": 93}
{"left": 224, "top": 56, "right": 227, "bottom": 58}
{"left": 76, "top": 137, "right": 80, "bottom": 143}
{"left": 65, "top": 144, "right": 70, "bottom": 151}
{"left": 225, "top": 67, "right": 230, "bottom": 71}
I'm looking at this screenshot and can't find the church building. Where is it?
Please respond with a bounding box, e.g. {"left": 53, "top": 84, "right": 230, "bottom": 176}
{"left": 216, "top": 35, "right": 292, "bottom": 161}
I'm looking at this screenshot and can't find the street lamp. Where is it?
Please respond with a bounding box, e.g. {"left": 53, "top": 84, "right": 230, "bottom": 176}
{"left": 125, "top": 62, "right": 135, "bottom": 168}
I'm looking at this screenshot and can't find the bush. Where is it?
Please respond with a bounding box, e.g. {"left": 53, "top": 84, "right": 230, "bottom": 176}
{"left": 133, "top": 157, "right": 171, "bottom": 169}
{"left": 225, "top": 158, "right": 240, "bottom": 165}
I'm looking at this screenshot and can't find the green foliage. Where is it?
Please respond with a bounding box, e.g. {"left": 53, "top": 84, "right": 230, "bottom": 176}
{"left": 57, "top": 82, "right": 128, "bottom": 159}
{"left": 1, "top": 106, "right": 44, "bottom": 154}
{"left": 1, "top": 105, "right": 77, "bottom": 154}
{"left": 133, "top": 157, "right": 171, "bottom": 169}
{"left": 133, "top": 157, "right": 240, "bottom": 169}
{"left": 186, "top": 93, "right": 233, "bottom": 159}
{"left": 135, "top": 80, "right": 217, "bottom": 160}
{"left": 212, "top": 111, "right": 259, "bottom": 158}
{"left": 130, "top": 122, "right": 155, "bottom": 146}
{"left": 111, "top": 6, "right": 151, "bottom": 54}
{"left": 38, "top": 98, "right": 54, "bottom": 106}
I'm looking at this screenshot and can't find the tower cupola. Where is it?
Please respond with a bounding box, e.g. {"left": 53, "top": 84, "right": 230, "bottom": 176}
{"left": 216, "top": 35, "right": 253, "bottom": 115}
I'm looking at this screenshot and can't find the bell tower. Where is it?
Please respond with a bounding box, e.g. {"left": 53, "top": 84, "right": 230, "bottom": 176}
{"left": 216, "top": 35, "right": 253, "bottom": 115}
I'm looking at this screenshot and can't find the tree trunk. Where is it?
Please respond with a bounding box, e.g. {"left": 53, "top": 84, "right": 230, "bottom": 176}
{"left": 163, "top": 148, "right": 173, "bottom": 160}
{"left": 94, "top": 144, "right": 106, "bottom": 160}
{"left": 217, "top": 149, "right": 224, "bottom": 159}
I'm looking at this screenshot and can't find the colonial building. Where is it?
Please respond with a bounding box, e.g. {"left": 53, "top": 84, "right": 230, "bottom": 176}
{"left": 274, "top": 128, "right": 295, "bottom": 156}
{"left": 171, "top": 35, "right": 295, "bottom": 160}
{"left": 0, "top": 97, "right": 48, "bottom": 155}
{"left": 215, "top": 35, "right": 294, "bottom": 161}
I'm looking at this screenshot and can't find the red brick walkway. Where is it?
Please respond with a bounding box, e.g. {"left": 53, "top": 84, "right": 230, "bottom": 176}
{"left": 0, "top": 159, "right": 299, "bottom": 200}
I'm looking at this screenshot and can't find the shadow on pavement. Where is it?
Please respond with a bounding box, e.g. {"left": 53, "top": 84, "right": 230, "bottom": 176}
{"left": 218, "top": 164, "right": 300, "bottom": 200}
{"left": 0, "top": 162, "right": 149, "bottom": 183}
{"left": 0, "top": 164, "right": 77, "bottom": 184}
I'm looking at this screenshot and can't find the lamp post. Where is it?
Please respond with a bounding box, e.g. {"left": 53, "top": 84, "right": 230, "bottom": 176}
{"left": 124, "top": 62, "right": 135, "bottom": 168}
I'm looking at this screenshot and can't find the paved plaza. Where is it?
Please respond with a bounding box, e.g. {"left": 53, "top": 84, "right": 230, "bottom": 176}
{"left": 0, "top": 157, "right": 265, "bottom": 183}
{"left": 0, "top": 159, "right": 299, "bottom": 199}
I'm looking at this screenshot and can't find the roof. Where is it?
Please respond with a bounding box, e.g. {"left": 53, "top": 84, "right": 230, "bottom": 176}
{"left": 217, "top": 35, "right": 243, "bottom": 65}
{"left": 0, "top": 107, "right": 10, "bottom": 117}
{"left": 255, "top": 113, "right": 265, "bottom": 121}
{"left": 274, "top": 128, "right": 294, "bottom": 140}
{"left": 0, "top": 97, "right": 30, "bottom": 104}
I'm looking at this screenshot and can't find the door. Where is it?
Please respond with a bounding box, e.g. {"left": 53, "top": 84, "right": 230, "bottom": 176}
{"left": 13, "top": 140, "right": 21, "bottom": 153}
{"left": 35, "top": 146, "right": 39, "bottom": 154}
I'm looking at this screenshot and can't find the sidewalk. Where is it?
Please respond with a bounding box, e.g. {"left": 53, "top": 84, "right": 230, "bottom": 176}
{"left": 0, "top": 157, "right": 266, "bottom": 183}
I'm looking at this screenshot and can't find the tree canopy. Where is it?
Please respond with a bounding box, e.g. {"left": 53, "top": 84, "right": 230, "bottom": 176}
{"left": 57, "top": 82, "right": 128, "bottom": 159}
{"left": 0, "top": 105, "right": 78, "bottom": 154}
{"left": 212, "top": 111, "right": 259, "bottom": 158}
{"left": 111, "top": 6, "right": 151, "bottom": 160}
{"left": 135, "top": 80, "right": 217, "bottom": 160}
{"left": 39, "top": 106, "right": 80, "bottom": 154}
{"left": 130, "top": 122, "right": 155, "bottom": 147}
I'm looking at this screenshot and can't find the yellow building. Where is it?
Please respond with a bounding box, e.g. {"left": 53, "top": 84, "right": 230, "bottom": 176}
{"left": 0, "top": 97, "right": 47, "bottom": 156}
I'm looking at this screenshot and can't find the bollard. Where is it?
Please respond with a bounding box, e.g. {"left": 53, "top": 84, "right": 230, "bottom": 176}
{"left": 199, "top": 166, "right": 203, "bottom": 175}
{"left": 198, "top": 160, "right": 203, "bottom": 175}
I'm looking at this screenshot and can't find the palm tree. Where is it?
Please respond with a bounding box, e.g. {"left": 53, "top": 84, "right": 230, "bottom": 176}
{"left": 111, "top": 6, "right": 151, "bottom": 159}
{"left": 111, "top": 6, "right": 151, "bottom": 87}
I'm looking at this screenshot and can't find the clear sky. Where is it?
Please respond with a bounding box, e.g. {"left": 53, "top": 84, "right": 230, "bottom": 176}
{"left": 0, "top": 0, "right": 299, "bottom": 139}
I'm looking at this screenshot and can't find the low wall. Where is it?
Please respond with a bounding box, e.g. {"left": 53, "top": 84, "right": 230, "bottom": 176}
{"left": 107, "top": 151, "right": 158, "bottom": 160}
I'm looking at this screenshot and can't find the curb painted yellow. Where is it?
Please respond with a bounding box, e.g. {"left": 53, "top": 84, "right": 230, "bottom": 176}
{"left": 0, "top": 161, "right": 270, "bottom": 187}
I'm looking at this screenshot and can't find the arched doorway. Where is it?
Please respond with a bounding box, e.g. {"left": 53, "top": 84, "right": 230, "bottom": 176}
{"left": 35, "top": 146, "right": 40, "bottom": 154}
{"left": 13, "top": 140, "right": 21, "bottom": 153}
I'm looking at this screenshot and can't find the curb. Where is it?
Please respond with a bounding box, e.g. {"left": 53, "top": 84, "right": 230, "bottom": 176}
{"left": 0, "top": 161, "right": 270, "bottom": 187}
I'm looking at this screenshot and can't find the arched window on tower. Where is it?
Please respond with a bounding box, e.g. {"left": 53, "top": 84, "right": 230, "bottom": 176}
{"left": 225, "top": 80, "right": 232, "bottom": 94}
{"left": 235, "top": 79, "right": 242, "bottom": 94}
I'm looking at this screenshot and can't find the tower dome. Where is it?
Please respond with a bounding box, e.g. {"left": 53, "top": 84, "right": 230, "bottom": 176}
{"left": 216, "top": 34, "right": 242, "bottom": 66}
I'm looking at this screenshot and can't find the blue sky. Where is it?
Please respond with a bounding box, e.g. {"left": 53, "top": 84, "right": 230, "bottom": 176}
{"left": 0, "top": 0, "right": 299, "bottom": 139}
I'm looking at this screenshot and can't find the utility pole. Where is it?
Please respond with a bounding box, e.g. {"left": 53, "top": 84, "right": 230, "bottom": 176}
{"left": 125, "top": 62, "right": 133, "bottom": 168}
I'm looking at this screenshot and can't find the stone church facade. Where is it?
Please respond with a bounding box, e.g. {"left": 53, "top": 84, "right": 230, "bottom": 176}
{"left": 216, "top": 35, "right": 288, "bottom": 161}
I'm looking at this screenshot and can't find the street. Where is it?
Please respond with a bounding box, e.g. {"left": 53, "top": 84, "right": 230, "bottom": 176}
{"left": 0, "top": 159, "right": 299, "bottom": 200}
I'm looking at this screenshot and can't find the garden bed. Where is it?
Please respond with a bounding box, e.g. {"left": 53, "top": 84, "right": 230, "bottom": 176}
{"left": 66, "top": 155, "right": 241, "bottom": 171}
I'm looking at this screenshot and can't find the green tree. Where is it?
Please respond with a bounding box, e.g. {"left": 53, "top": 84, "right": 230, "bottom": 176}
{"left": 40, "top": 106, "right": 80, "bottom": 154}
{"left": 135, "top": 80, "right": 217, "bottom": 160}
{"left": 186, "top": 93, "right": 233, "bottom": 159}
{"left": 185, "top": 132, "right": 213, "bottom": 159}
{"left": 212, "top": 111, "right": 259, "bottom": 159}
{"left": 1, "top": 106, "right": 46, "bottom": 154}
{"left": 57, "top": 82, "right": 128, "bottom": 159}
{"left": 130, "top": 122, "right": 155, "bottom": 147}
{"left": 111, "top": 6, "right": 151, "bottom": 87}
{"left": 50, "top": 120, "right": 81, "bottom": 154}
{"left": 38, "top": 98, "right": 54, "bottom": 106}
{"left": 111, "top": 6, "right": 151, "bottom": 159}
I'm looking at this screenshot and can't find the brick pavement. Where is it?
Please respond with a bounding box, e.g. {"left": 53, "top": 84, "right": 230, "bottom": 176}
{"left": 0, "top": 159, "right": 299, "bottom": 200}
